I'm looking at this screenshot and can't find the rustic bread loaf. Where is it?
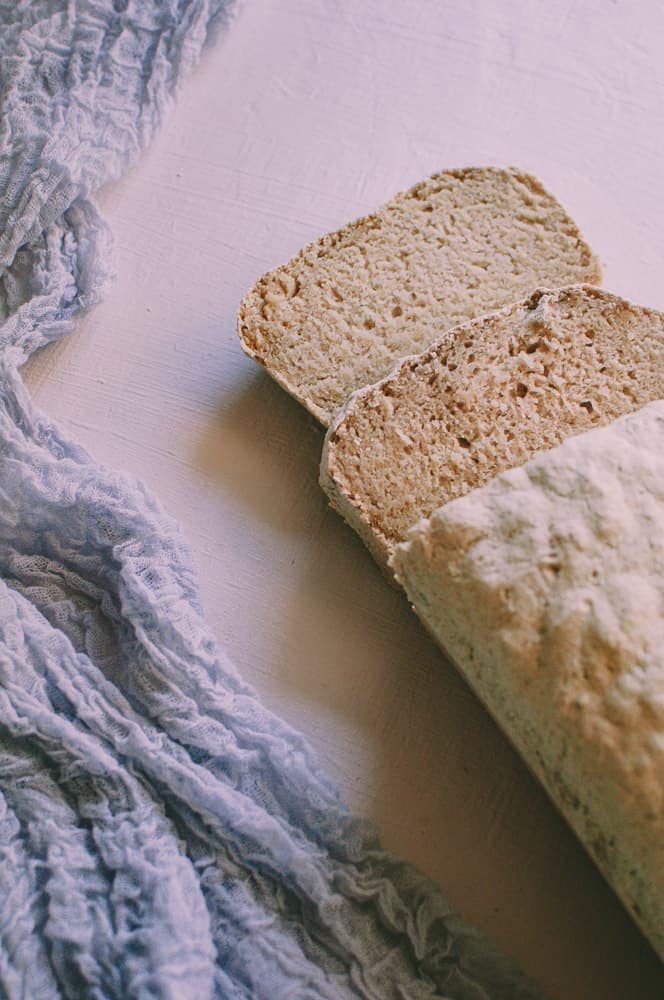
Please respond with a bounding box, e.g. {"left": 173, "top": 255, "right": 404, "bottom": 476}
{"left": 321, "top": 286, "right": 664, "bottom": 572}
{"left": 238, "top": 167, "right": 600, "bottom": 425}
{"left": 390, "top": 402, "right": 664, "bottom": 959}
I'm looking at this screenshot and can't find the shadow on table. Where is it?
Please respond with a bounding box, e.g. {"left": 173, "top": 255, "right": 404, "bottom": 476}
{"left": 197, "top": 368, "right": 327, "bottom": 535}
{"left": 197, "top": 368, "right": 663, "bottom": 1000}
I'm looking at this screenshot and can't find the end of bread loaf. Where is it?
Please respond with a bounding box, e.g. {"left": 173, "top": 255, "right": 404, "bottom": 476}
{"left": 238, "top": 167, "right": 600, "bottom": 425}
{"left": 390, "top": 401, "right": 664, "bottom": 958}
{"left": 322, "top": 285, "right": 664, "bottom": 573}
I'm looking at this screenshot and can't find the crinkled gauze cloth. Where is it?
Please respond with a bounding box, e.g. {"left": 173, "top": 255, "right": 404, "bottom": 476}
{"left": 0, "top": 3, "right": 543, "bottom": 998}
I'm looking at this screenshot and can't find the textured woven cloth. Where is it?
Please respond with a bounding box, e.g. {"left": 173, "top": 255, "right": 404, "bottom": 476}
{"left": 0, "top": 3, "right": 543, "bottom": 997}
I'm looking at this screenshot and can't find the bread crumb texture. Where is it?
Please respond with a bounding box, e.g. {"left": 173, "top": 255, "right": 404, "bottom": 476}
{"left": 238, "top": 167, "right": 600, "bottom": 424}
{"left": 323, "top": 287, "right": 664, "bottom": 567}
{"left": 391, "top": 402, "right": 664, "bottom": 958}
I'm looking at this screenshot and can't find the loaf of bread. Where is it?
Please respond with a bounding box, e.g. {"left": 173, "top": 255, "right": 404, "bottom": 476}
{"left": 238, "top": 167, "right": 600, "bottom": 425}
{"left": 321, "top": 286, "right": 664, "bottom": 572}
{"left": 390, "top": 402, "right": 664, "bottom": 958}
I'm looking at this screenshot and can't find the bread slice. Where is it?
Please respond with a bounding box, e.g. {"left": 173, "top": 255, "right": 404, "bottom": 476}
{"left": 238, "top": 167, "right": 600, "bottom": 425}
{"left": 390, "top": 402, "right": 664, "bottom": 958}
{"left": 321, "top": 286, "right": 664, "bottom": 572}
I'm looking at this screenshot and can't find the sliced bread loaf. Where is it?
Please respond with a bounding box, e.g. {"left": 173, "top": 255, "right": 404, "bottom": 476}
{"left": 321, "top": 286, "right": 664, "bottom": 572}
{"left": 238, "top": 167, "right": 600, "bottom": 425}
{"left": 390, "top": 402, "right": 664, "bottom": 958}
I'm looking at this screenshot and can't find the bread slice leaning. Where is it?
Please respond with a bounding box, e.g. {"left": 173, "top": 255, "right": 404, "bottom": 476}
{"left": 321, "top": 286, "right": 664, "bottom": 573}
{"left": 238, "top": 167, "right": 600, "bottom": 425}
{"left": 390, "top": 402, "right": 664, "bottom": 958}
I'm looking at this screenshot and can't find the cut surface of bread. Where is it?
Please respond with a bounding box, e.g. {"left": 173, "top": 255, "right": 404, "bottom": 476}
{"left": 238, "top": 167, "right": 600, "bottom": 425}
{"left": 321, "top": 286, "right": 664, "bottom": 571}
{"left": 390, "top": 402, "right": 664, "bottom": 958}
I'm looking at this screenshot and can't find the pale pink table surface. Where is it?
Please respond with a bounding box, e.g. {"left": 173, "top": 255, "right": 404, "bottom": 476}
{"left": 23, "top": 2, "right": 664, "bottom": 996}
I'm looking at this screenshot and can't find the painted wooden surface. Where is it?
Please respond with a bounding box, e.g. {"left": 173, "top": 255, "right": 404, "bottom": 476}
{"left": 23, "top": 2, "right": 664, "bottom": 996}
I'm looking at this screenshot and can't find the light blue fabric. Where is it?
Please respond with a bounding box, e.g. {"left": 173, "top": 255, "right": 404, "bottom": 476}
{"left": 0, "top": 3, "right": 544, "bottom": 997}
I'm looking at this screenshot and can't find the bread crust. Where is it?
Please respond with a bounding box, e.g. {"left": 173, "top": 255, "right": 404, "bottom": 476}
{"left": 390, "top": 402, "right": 664, "bottom": 957}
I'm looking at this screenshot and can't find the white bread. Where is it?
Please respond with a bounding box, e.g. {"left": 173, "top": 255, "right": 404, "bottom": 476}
{"left": 238, "top": 167, "right": 600, "bottom": 425}
{"left": 321, "top": 286, "right": 664, "bottom": 572}
{"left": 390, "top": 402, "right": 664, "bottom": 958}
